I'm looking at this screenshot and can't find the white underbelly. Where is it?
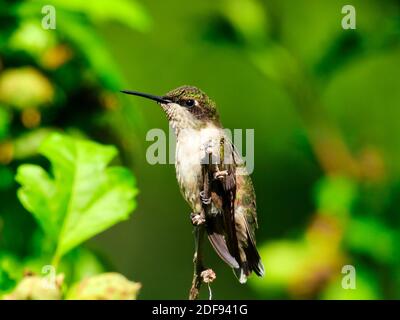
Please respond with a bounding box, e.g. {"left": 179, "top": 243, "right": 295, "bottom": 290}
{"left": 175, "top": 126, "right": 224, "bottom": 212}
{"left": 175, "top": 136, "right": 202, "bottom": 211}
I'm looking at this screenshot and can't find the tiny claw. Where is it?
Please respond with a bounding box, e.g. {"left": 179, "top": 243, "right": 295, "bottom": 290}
{"left": 190, "top": 212, "right": 205, "bottom": 226}
{"left": 200, "top": 190, "right": 212, "bottom": 205}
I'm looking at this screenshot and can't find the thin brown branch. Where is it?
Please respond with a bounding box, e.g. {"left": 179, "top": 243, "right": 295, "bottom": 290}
{"left": 189, "top": 153, "right": 214, "bottom": 300}
{"left": 189, "top": 224, "right": 205, "bottom": 300}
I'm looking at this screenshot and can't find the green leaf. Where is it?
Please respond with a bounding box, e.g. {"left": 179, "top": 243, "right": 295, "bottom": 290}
{"left": 14, "top": 0, "right": 151, "bottom": 89}
{"left": 8, "top": 20, "right": 57, "bottom": 59}
{"left": 16, "top": 133, "right": 138, "bottom": 264}
{"left": 50, "top": 0, "right": 151, "bottom": 32}
{"left": 16, "top": 0, "right": 151, "bottom": 32}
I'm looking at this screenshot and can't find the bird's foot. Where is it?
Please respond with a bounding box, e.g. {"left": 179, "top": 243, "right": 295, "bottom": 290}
{"left": 213, "top": 169, "right": 228, "bottom": 180}
{"left": 190, "top": 212, "right": 206, "bottom": 226}
{"left": 200, "top": 190, "right": 212, "bottom": 205}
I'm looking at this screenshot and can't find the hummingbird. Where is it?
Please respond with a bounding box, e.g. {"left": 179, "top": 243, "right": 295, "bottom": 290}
{"left": 121, "top": 86, "right": 264, "bottom": 283}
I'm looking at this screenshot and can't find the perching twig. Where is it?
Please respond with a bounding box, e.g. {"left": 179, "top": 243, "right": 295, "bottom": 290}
{"left": 188, "top": 228, "right": 216, "bottom": 300}
{"left": 189, "top": 224, "right": 205, "bottom": 300}
{"left": 188, "top": 152, "right": 216, "bottom": 300}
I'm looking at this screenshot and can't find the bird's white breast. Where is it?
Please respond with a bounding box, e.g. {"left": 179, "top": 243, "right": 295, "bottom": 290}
{"left": 175, "top": 125, "right": 223, "bottom": 212}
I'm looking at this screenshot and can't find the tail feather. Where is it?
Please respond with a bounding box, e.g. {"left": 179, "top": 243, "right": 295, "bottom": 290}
{"left": 233, "top": 265, "right": 248, "bottom": 284}
{"left": 206, "top": 210, "right": 264, "bottom": 282}
{"left": 208, "top": 233, "right": 239, "bottom": 269}
{"left": 245, "top": 243, "right": 265, "bottom": 277}
{"left": 233, "top": 243, "right": 264, "bottom": 283}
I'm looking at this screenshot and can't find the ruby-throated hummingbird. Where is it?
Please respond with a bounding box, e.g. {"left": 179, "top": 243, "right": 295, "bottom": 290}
{"left": 122, "top": 86, "right": 264, "bottom": 283}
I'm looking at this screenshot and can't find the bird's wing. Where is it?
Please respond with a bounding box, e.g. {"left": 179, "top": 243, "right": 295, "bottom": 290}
{"left": 203, "top": 134, "right": 263, "bottom": 278}
{"left": 203, "top": 134, "right": 241, "bottom": 266}
{"left": 233, "top": 147, "right": 258, "bottom": 240}
{"left": 233, "top": 147, "right": 264, "bottom": 277}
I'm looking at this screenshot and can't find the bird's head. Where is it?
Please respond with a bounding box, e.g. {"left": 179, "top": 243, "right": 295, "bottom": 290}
{"left": 121, "top": 85, "right": 220, "bottom": 132}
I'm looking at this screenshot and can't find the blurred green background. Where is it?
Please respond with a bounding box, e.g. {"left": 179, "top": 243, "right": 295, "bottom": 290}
{"left": 1, "top": 0, "right": 400, "bottom": 299}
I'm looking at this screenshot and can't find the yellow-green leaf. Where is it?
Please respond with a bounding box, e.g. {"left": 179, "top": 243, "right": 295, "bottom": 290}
{"left": 16, "top": 133, "right": 138, "bottom": 264}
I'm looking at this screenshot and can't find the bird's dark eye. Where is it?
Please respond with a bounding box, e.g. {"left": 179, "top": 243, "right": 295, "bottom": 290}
{"left": 185, "top": 99, "right": 195, "bottom": 107}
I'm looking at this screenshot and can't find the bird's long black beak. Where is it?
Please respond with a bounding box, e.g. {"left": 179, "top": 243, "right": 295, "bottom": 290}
{"left": 120, "top": 90, "right": 171, "bottom": 104}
